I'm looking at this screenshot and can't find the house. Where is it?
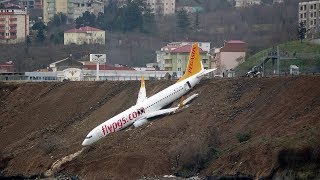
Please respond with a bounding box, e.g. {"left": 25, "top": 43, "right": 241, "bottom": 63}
{"left": 0, "top": 8, "right": 29, "bottom": 44}
{"left": 0, "top": 61, "right": 14, "bottom": 72}
{"left": 212, "top": 40, "right": 246, "bottom": 75}
{"left": 64, "top": 26, "right": 105, "bottom": 45}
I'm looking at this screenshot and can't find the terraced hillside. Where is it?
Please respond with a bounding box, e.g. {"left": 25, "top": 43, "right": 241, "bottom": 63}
{"left": 0, "top": 77, "right": 319, "bottom": 179}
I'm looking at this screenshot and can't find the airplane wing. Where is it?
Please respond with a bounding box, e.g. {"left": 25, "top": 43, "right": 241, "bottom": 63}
{"left": 136, "top": 76, "right": 147, "bottom": 104}
{"left": 144, "top": 94, "right": 199, "bottom": 119}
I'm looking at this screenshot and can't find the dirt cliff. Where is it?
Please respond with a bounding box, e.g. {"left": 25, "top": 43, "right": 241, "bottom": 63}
{"left": 0, "top": 77, "right": 319, "bottom": 179}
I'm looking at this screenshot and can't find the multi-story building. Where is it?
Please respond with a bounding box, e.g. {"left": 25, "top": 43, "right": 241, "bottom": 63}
{"left": 156, "top": 43, "right": 210, "bottom": 77}
{"left": 299, "top": 1, "right": 320, "bottom": 36}
{"left": 235, "top": 0, "right": 261, "bottom": 7}
{"left": 43, "top": 0, "right": 104, "bottom": 24}
{"left": 71, "top": 0, "right": 104, "bottom": 20}
{"left": 64, "top": 26, "right": 105, "bottom": 45}
{"left": 212, "top": 40, "right": 246, "bottom": 75}
{"left": 156, "top": 42, "right": 210, "bottom": 72}
{"left": 146, "top": 0, "right": 175, "bottom": 15}
{"left": 18, "top": 0, "right": 44, "bottom": 9}
{"left": 0, "top": 8, "right": 29, "bottom": 44}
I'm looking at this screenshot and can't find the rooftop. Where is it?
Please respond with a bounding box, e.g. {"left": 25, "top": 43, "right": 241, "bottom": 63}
{"left": 170, "top": 44, "right": 205, "bottom": 53}
{"left": 65, "top": 26, "right": 104, "bottom": 33}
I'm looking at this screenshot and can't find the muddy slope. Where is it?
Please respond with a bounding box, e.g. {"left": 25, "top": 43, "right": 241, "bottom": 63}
{"left": 0, "top": 77, "right": 319, "bottom": 179}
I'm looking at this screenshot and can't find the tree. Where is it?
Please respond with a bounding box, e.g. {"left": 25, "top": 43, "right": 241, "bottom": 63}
{"left": 261, "top": 0, "right": 273, "bottom": 4}
{"left": 25, "top": 35, "right": 32, "bottom": 53}
{"left": 123, "top": 0, "right": 143, "bottom": 32}
{"left": 176, "top": 9, "right": 190, "bottom": 33}
{"left": 51, "top": 13, "right": 67, "bottom": 27}
{"left": 194, "top": 10, "right": 200, "bottom": 32}
{"left": 36, "top": 29, "right": 46, "bottom": 43}
{"left": 32, "top": 22, "right": 47, "bottom": 43}
{"left": 141, "top": 7, "right": 155, "bottom": 33}
{"left": 75, "top": 11, "right": 97, "bottom": 28}
{"left": 298, "top": 21, "right": 307, "bottom": 43}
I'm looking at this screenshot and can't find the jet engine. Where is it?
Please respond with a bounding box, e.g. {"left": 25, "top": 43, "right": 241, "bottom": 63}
{"left": 133, "top": 118, "right": 148, "bottom": 128}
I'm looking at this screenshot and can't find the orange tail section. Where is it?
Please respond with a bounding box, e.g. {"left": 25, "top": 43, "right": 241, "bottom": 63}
{"left": 177, "top": 43, "right": 203, "bottom": 82}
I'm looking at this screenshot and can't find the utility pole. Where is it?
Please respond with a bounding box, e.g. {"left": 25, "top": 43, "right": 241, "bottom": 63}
{"left": 277, "top": 45, "right": 280, "bottom": 76}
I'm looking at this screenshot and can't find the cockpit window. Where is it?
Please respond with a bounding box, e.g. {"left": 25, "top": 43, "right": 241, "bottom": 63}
{"left": 85, "top": 135, "right": 93, "bottom": 139}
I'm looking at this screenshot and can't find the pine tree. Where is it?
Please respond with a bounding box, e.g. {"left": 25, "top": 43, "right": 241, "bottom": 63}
{"left": 194, "top": 10, "right": 200, "bottom": 32}
{"left": 176, "top": 9, "right": 190, "bottom": 33}
{"left": 298, "top": 21, "right": 307, "bottom": 43}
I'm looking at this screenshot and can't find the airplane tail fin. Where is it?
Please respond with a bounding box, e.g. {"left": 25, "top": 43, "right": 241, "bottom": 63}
{"left": 177, "top": 43, "right": 203, "bottom": 82}
{"left": 136, "top": 76, "right": 147, "bottom": 104}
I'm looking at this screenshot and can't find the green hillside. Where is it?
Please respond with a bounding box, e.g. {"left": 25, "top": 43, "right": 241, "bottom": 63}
{"left": 235, "top": 41, "right": 320, "bottom": 76}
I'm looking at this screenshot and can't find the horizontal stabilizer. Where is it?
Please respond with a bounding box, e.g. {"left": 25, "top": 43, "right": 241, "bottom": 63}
{"left": 196, "top": 68, "right": 217, "bottom": 78}
{"left": 182, "top": 93, "right": 199, "bottom": 106}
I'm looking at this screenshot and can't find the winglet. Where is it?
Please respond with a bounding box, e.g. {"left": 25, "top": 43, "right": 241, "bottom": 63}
{"left": 177, "top": 43, "right": 203, "bottom": 82}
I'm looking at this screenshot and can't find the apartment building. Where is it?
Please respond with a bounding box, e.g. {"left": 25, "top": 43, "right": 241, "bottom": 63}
{"left": 299, "top": 1, "right": 320, "bottom": 36}
{"left": 212, "top": 40, "right": 246, "bottom": 75}
{"left": 235, "top": 0, "right": 261, "bottom": 7}
{"left": 146, "top": 0, "right": 175, "bottom": 15}
{"left": 18, "top": 0, "right": 44, "bottom": 9}
{"left": 43, "top": 0, "right": 104, "bottom": 24}
{"left": 64, "top": 26, "right": 105, "bottom": 45}
{"left": 156, "top": 43, "right": 210, "bottom": 77}
{"left": 156, "top": 42, "right": 210, "bottom": 71}
{"left": 0, "top": 9, "right": 29, "bottom": 44}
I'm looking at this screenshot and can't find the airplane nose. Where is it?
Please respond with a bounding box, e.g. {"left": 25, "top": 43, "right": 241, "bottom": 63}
{"left": 82, "top": 139, "right": 89, "bottom": 146}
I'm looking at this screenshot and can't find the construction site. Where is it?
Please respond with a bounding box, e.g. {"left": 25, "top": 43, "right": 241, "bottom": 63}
{"left": 0, "top": 76, "right": 320, "bottom": 179}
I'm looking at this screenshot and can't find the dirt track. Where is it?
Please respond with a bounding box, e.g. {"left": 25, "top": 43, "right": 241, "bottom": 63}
{"left": 0, "top": 77, "right": 320, "bottom": 179}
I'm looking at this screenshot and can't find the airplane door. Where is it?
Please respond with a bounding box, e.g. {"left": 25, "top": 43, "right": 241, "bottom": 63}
{"left": 184, "top": 81, "right": 192, "bottom": 91}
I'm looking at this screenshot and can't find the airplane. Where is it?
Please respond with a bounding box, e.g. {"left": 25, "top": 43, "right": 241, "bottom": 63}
{"left": 82, "top": 43, "right": 215, "bottom": 146}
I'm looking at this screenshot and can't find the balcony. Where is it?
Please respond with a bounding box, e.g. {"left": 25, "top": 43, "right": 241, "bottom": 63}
{"left": 0, "top": 29, "right": 5, "bottom": 33}
{"left": 9, "top": 18, "right": 17, "bottom": 21}
{"left": 163, "top": 55, "right": 172, "bottom": 60}
{"left": 10, "top": 36, "right": 17, "bottom": 39}
{"left": 0, "top": 36, "right": 5, "bottom": 39}
{"left": 164, "top": 63, "right": 173, "bottom": 68}
{"left": 9, "top": 24, "right": 17, "bottom": 26}
{"left": 9, "top": 29, "right": 16, "bottom": 33}
{"left": 0, "top": 18, "right": 5, "bottom": 21}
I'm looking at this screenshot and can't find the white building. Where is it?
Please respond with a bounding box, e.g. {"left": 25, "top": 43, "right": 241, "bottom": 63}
{"left": 64, "top": 26, "right": 105, "bottom": 45}
{"left": 235, "top": 0, "right": 261, "bottom": 7}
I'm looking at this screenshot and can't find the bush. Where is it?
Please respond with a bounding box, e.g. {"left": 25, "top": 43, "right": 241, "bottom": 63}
{"left": 236, "top": 131, "right": 251, "bottom": 143}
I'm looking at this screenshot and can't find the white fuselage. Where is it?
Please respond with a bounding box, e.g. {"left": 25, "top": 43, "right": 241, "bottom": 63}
{"left": 82, "top": 74, "right": 201, "bottom": 145}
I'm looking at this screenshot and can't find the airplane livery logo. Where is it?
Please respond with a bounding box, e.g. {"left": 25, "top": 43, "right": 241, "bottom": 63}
{"left": 188, "top": 46, "right": 197, "bottom": 73}
{"left": 95, "top": 54, "right": 103, "bottom": 58}
{"left": 101, "top": 107, "right": 145, "bottom": 136}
